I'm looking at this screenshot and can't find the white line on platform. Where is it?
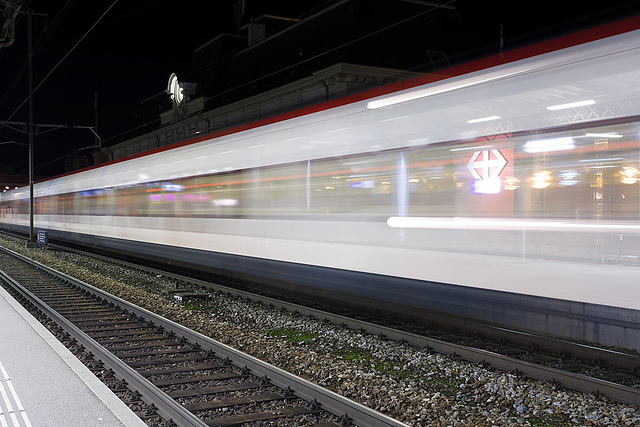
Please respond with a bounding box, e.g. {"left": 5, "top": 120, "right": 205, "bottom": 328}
{"left": 0, "top": 361, "right": 31, "bottom": 427}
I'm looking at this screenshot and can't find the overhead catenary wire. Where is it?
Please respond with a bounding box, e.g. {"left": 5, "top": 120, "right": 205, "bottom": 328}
{"left": 0, "top": 0, "right": 119, "bottom": 134}
{"left": 208, "top": 0, "right": 458, "bottom": 103}
{"left": 0, "top": 1, "right": 75, "bottom": 116}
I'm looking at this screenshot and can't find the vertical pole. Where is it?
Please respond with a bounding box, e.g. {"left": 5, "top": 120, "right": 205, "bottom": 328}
{"left": 28, "top": 8, "right": 34, "bottom": 242}
{"left": 94, "top": 92, "right": 99, "bottom": 148}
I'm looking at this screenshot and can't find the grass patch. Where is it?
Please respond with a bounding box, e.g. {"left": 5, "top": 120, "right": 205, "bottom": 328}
{"left": 331, "top": 346, "right": 458, "bottom": 393}
{"left": 331, "top": 346, "right": 372, "bottom": 362}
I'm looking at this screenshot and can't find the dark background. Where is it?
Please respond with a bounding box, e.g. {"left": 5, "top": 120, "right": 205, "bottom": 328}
{"left": 1, "top": 0, "right": 639, "bottom": 179}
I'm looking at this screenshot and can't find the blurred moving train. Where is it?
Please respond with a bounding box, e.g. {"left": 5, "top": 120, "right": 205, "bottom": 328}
{"left": 2, "top": 17, "right": 640, "bottom": 350}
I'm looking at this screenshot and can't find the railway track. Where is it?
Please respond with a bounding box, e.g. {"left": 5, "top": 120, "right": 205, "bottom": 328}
{"left": 0, "top": 246, "right": 406, "bottom": 427}
{"left": 44, "top": 242, "right": 640, "bottom": 407}
{"left": 1, "top": 235, "right": 640, "bottom": 425}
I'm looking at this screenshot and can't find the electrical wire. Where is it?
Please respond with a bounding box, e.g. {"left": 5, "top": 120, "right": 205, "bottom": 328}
{"left": 0, "top": 0, "right": 73, "bottom": 111}
{"left": 0, "top": 0, "right": 119, "bottom": 134}
{"left": 206, "top": 0, "right": 458, "bottom": 103}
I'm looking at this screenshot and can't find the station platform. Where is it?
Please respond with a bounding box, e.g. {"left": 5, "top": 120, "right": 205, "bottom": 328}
{"left": 0, "top": 285, "right": 146, "bottom": 427}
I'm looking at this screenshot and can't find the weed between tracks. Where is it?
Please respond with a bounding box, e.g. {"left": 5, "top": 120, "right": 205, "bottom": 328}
{"left": 266, "top": 328, "right": 319, "bottom": 344}
{"left": 267, "top": 328, "right": 459, "bottom": 395}
{"left": 181, "top": 301, "right": 219, "bottom": 312}
{"left": 331, "top": 346, "right": 457, "bottom": 393}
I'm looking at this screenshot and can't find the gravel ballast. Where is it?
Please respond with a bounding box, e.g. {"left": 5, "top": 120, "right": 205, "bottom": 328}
{"left": 1, "top": 237, "right": 638, "bottom": 426}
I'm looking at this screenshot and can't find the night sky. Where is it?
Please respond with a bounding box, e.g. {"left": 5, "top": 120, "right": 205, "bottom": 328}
{"left": 1, "top": 0, "right": 638, "bottom": 179}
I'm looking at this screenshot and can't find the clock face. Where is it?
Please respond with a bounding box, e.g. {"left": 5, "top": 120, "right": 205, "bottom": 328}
{"left": 168, "top": 73, "right": 183, "bottom": 105}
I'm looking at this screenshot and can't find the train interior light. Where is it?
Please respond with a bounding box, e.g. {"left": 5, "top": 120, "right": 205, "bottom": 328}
{"left": 585, "top": 133, "right": 623, "bottom": 138}
{"left": 472, "top": 177, "right": 502, "bottom": 194}
{"left": 531, "top": 171, "right": 552, "bottom": 189}
{"left": 620, "top": 167, "right": 640, "bottom": 184}
{"left": 546, "top": 99, "right": 596, "bottom": 110}
{"left": 466, "top": 115, "right": 502, "bottom": 124}
{"left": 366, "top": 67, "right": 531, "bottom": 109}
{"left": 524, "top": 137, "right": 575, "bottom": 153}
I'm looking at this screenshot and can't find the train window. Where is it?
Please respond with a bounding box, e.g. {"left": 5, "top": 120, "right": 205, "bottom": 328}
{"left": 14, "top": 121, "right": 636, "bottom": 227}
{"left": 307, "top": 153, "right": 398, "bottom": 217}
{"left": 510, "top": 128, "right": 640, "bottom": 221}
{"left": 254, "top": 164, "right": 307, "bottom": 217}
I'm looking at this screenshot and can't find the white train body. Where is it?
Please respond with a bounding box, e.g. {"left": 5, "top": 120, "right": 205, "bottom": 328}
{"left": 2, "top": 18, "right": 640, "bottom": 349}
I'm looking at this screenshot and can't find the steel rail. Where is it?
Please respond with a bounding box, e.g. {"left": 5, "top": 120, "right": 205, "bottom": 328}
{"left": 55, "top": 245, "right": 640, "bottom": 406}
{"left": 0, "top": 256, "right": 208, "bottom": 426}
{"left": 0, "top": 246, "right": 408, "bottom": 427}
